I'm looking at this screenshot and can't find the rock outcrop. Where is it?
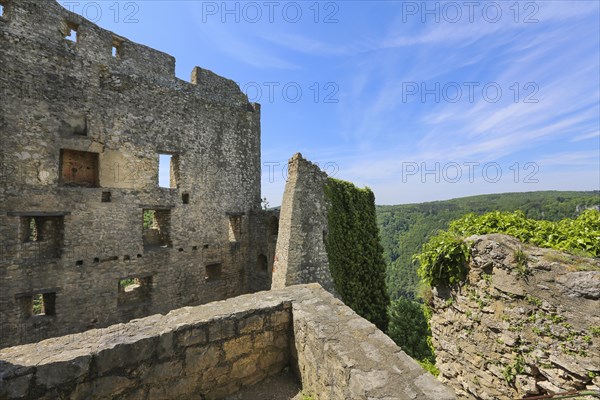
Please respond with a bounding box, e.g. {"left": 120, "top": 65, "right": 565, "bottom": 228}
{"left": 430, "top": 234, "right": 600, "bottom": 399}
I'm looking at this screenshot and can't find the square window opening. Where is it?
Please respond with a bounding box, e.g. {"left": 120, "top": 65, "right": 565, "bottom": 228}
{"left": 228, "top": 215, "right": 242, "bottom": 242}
{"left": 143, "top": 209, "right": 171, "bottom": 251}
{"left": 158, "top": 153, "right": 179, "bottom": 189}
{"left": 20, "top": 216, "right": 64, "bottom": 259}
{"left": 118, "top": 276, "right": 152, "bottom": 305}
{"left": 205, "top": 263, "right": 222, "bottom": 281}
{"left": 32, "top": 293, "right": 56, "bottom": 316}
{"left": 65, "top": 21, "right": 79, "bottom": 42}
{"left": 101, "top": 191, "right": 112, "bottom": 202}
{"left": 60, "top": 149, "right": 99, "bottom": 187}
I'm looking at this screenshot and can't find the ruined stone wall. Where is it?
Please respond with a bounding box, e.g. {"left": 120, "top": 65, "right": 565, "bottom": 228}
{"left": 271, "top": 153, "right": 334, "bottom": 292}
{"left": 0, "top": 0, "right": 270, "bottom": 348}
{"left": 0, "top": 284, "right": 456, "bottom": 400}
{"left": 429, "top": 234, "right": 600, "bottom": 399}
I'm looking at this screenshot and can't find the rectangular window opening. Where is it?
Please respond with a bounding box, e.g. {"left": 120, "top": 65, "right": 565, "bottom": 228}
{"left": 143, "top": 209, "right": 171, "bottom": 251}
{"left": 205, "top": 263, "right": 222, "bottom": 281}
{"left": 60, "top": 149, "right": 99, "bottom": 187}
{"left": 20, "top": 216, "right": 65, "bottom": 259}
{"left": 0, "top": 4, "right": 5, "bottom": 18}
{"left": 158, "top": 153, "right": 179, "bottom": 188}
{"left": 118, "top": 276, "right": 152, "bottom": 305}
{"left": 228, "top": 215, "right": 242, "bottom": 242}
{"left": 182, "top": 193, "right": 190, "bottom": 204}
{"left": 65, "top": 21, "right": 79, "bottom": 42}
{"left": 32, "top": 293, "right": 56, "bottom": 316}
{"left": 112, "top": 37, "right": 123, "bottom": 58}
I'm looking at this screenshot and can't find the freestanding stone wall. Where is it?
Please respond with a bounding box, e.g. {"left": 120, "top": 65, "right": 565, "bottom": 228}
{"left": 271, "top": 154, "right": 335, "bottom": 292}
{"left": 0, "top": 0, "right": 272, "bottom": 349}
{"left": 0, "top": 284, "right": 456, "bottom": 400}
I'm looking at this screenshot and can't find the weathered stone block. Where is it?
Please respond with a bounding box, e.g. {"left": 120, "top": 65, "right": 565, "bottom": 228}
{"left": 223, "top": 335, "right": 253, "bottom": 360}
{"left": 230, "top": 353, "right": 259, "bottom": 380}
{"left": 35, "top": 355, "right": 91, "bottom": 387}
{"left": 208, "top": 318, "right": 236, "bottom": 341}
{"left": 238, "top": 314, "right": 264, "bottom": 334}
{"left": 185, "top": 344, "right": 221, "bottom": 375}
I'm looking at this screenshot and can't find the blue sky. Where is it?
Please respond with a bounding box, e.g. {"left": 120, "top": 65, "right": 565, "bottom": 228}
{"left": 63, "top": 1, "right": 600, "bottom": 205}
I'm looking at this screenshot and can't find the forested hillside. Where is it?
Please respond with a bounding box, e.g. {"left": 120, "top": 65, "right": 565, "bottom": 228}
{"left": 376, "top": 191, "right": 599, "bottom": 300}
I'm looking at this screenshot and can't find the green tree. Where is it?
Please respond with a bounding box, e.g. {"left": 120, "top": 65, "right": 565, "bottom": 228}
{"left": 387, "top": 298, "right": 435, "bottom": 363}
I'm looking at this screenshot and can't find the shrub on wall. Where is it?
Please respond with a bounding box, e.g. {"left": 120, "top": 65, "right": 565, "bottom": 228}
{"left": 324, "top": 178, "right": 390, "bottom": 331}
{"left": 416, "top": 209, "right": 600, "bottom": 288}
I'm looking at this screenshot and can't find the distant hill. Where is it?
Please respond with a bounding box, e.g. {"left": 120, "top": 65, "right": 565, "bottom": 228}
{"left": 376, "top": 191, "right": 600, "bottom": 300}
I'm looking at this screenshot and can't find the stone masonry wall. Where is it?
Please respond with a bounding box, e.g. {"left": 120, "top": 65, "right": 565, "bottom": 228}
{"left": 0, "top": 0, "right": 270, "bottom": 348}
{"left": 430, "top": 234, "right": 600, "bottom": 399}
{"left": 0, "top": 284, "right": 456, "bottom": 400}
{"left": 271, "top": 154, "right": 334, "bottom": 293}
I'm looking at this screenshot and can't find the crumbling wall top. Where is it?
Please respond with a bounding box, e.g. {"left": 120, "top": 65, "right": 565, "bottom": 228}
{"left": 0, "top": 0, "right": 253, "bottom": 108}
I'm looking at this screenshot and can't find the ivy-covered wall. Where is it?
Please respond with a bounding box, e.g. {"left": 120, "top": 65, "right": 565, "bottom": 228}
{"left": 324, "top": 178, "right": 390, "bottom": 331}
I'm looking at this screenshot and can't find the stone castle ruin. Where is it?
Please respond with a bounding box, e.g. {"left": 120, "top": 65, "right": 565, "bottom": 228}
{"left": 0, "top": 1, "right": 455, "bottom": 398}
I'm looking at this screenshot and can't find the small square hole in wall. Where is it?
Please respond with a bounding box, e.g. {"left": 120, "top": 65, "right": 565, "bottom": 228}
{"left": 205, "top": 263, "right": 222, "bottom": 281}
{"left": 65, "top": 21, "right": 79, "bottom": 42}
{"left": 101, "top": 192, "right": 112, "bottom": 202}
{"left": 182, "top": 193, "right": 190, "bottom": 204}
{"left": 32, "top": 293, "right": 56, "bottom": 316}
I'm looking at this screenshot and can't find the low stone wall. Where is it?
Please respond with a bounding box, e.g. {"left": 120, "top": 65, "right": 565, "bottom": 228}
{"left": 0, "top": 284, "right": 455, "bottom": 400}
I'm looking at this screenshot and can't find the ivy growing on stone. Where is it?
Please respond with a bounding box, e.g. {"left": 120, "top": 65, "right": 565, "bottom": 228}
{"left": 324, "top": 178, "right": 390, "bottom": 331}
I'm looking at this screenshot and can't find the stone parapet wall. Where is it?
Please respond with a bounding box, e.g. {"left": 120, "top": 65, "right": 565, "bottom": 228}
{"left": 0, "top": 284, "right": 455, "bottom": 400}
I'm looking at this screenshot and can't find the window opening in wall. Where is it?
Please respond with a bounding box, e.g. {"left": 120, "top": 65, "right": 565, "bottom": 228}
{"left": 205, "top": 263, "right": 222, "bottom": 281}
{"left": 101, "top": 191, "right": 112, "bottom": 202}
{"left": 112, "top": 37, "right": 123, "bottom": 58}
{"left": 65, "top": 21, "right": 78, "bottom": 42}
{"left": 20, "top": 216, "right": 64, "bottom": 259}
{"left": 158, "top": 153, "right": 179, "bottom": 188}
{"left": 182, "top": 193, "right": 190, "bottom": 204}
{"left": 60, "top": 149, "right": 99, "bottom": 187}
{"left": 257, "top": 254, "right": 268, "bottom": 274}
{"left": 118, "top": 276, "right": 152, "bottom": 305}
{"left": 143, "top": 209, "right": 171, "bottom": 251}
{"left": 32, "top": 293, "right": 56, "bottom": 316}
{"left": 228, "top": 215, "right": 242, "bottom": 242}
{"left": 0, "top": 4, "right": 5, "bottom": 18}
